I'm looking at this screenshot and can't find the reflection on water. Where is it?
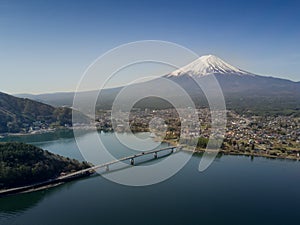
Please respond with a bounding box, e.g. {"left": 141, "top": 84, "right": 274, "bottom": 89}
{"left": 0, "top": 181, "right": 73, "bottom": 224}
{"left": 0, "top": 131, "right": 171, "bottom": 215}
{"left": 1, "top": 183, "right": 66, "bottom": 213}
{"left": 1, "top": 131, "right": 300, "bottom": 225}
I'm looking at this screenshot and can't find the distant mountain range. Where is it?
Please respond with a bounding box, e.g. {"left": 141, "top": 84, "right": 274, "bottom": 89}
{"left": 15, "top": 55, "right": 300, "bottom": 116}
{"left": 0, "top": 92, "right": 73, "bottom": 133}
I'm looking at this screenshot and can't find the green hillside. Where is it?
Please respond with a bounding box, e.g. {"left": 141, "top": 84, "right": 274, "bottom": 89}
{"left": 0, "top": 142, "right": 90, "bottom": 189}
{"left": 0, "top": 92, "right": 73, "bottom": 133}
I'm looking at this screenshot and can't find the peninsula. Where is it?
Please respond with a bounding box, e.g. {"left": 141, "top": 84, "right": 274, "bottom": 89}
{"left": 0, "top": 142, "right": 91, "bottom": 196}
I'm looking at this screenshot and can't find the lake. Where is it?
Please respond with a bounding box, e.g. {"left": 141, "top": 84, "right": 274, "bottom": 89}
{"left": 1, "top": 130, "right": 300, "bottom": 225}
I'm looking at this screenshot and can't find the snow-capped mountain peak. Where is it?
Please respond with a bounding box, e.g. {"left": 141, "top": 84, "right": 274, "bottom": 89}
{"left": 168, "top": 54, "right": 249, "bottom": 77}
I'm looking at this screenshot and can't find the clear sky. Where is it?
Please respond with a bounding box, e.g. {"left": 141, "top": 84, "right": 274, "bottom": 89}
{"left": 1, "top": 0, "right": 300, "bottom": 94}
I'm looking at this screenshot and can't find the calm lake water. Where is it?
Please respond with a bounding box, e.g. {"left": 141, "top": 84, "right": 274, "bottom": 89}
{"left": 1, "top": 130, "right": 300, "bottom": 225}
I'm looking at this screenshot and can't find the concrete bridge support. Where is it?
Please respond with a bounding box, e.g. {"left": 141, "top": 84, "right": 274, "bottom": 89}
{"left": 130, "top": 158, "right": 134, "bottom": 165}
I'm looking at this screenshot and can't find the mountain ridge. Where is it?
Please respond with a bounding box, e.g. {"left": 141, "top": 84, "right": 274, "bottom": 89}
{"left": 13, "top": 55, "right": 300, "bottom": 115}
{"left": 0, "top": 91, "right": 74, "bottom": 134}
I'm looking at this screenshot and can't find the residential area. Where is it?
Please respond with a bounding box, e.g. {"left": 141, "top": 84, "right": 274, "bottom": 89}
{"left": 95, "top": 108, "right": 300, "bottom": 159}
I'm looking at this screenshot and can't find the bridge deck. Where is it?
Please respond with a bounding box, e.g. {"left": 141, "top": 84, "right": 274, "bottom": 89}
{"left": 58, "top": 145, "right": 181, "bottom": 180}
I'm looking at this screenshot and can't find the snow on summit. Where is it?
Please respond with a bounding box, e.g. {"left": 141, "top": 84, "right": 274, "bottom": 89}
{"left": 169, "top": 55, "right": 249, "bottom": 77}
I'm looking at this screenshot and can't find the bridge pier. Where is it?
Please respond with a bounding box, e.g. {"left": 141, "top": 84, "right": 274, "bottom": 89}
{"left": 105, "top": 165, "right": 109, "bottom": 172}
{"left": 130, "top": 158, "right": 134, "bottom": 166}
{"left": 153, "top": 152, "right": 158, "bottom": 159}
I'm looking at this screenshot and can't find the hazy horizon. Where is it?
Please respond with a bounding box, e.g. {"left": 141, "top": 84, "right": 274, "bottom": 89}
{"left": 8, "top": 53, "right": 300, "bottom": 97}
{"left": 1, "top": 0, "right": 300, "bottom": 94}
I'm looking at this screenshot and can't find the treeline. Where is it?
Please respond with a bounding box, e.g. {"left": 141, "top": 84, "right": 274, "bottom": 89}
{"left": 225, "top": 95, "right": 300, "bottom": 117}
{"left": 0, "top": 142, "right": 90, "bottom": 189}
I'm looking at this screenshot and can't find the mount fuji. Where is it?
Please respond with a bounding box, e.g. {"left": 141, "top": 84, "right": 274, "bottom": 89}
{"left": 168, "top": 54, "right": 249, "bottom": 77}
{"left": 164, "top": 54, "right": 300, "bottom": 113}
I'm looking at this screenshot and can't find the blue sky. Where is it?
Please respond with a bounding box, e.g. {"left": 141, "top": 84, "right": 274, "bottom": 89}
{"left": 1, "top": 0, "right": 300, "bottom": 94}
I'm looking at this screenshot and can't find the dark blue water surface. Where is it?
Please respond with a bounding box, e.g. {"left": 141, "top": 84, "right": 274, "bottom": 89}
{"left": 1, "top": 131, "right": 300, "bottom": 225}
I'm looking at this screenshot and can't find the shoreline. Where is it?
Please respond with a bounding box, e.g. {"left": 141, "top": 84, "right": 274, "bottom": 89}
{"left": 0, "top": 170, "right": 94, "bottom": 198}
{"left": 1, "top": 132, "right": 299, "bottom": 198}
{"left": 162, "top": 139, "right": 300, "bottom": 161}
{"left": 0, "top": 127, "right": 72, "bottom": 138}
{"left": 0, "top": 126, "right": 102, "bottom": 138}
{"left": 2, "top": 129, "right": 299, "bottom": 162}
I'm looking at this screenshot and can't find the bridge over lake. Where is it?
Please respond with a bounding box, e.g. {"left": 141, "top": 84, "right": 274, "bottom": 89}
{"left": 58, "top": 145, "right": 182, "bottom": 180}
{"left": 0, "top": 145, "right": 182, "bottom": 197}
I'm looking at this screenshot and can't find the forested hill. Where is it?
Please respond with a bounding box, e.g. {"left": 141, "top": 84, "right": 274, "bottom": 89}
{"left": 0, "top": 91, "right": 73, "bottom": 133}
{"left": 0, "top": 142, "right": 90, "bottom": 189}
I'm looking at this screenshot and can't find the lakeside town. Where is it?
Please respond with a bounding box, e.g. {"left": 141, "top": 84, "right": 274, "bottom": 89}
{"left": 1, "top": 106, "right": 299, "bottom": 160}
{"left": 95, "top": 108, "right": 300, "bottom": 159}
